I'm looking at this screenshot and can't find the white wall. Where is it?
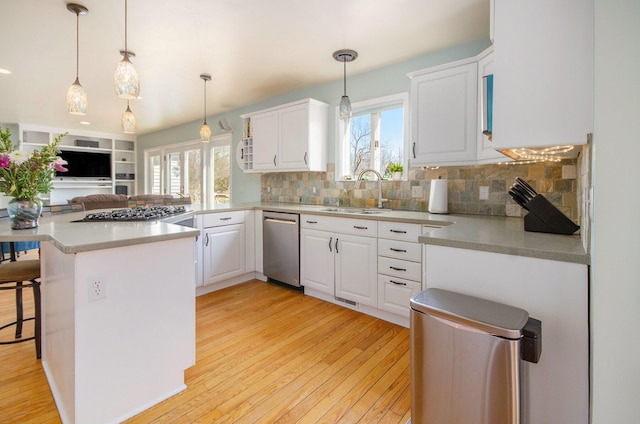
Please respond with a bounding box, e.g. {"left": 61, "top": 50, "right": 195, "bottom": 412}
{"left": 591, "top": 1, "right": 640, "bottom": 422}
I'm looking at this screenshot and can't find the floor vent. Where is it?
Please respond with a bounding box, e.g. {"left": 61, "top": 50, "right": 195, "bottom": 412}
{"left": 335, "top": 296, "right": 357, "bottom": 306}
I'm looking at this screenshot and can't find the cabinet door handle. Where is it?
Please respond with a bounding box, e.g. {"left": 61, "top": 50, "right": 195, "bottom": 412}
{"left": 390, "top": 266, "right": 406, "bottom": 272}
{"left": 306, "top": 220, "right": 318, "bottom": 224}
{"left": 412, "top": 142, "right": 416, "bottom": 159}
{"left": 304, "top": 151, "right": 308, "bottom": 165}
{"left": 390, "top": 248, "right": 407, "bottom": 253}
{"left": 329, "top": 236, "right": 333, "bottom": 252}
{"left": 273, "top": 155, "right": 277, "bottom": 166}
{"left": 335, "top": 238, "right": 339, "bottom": 254}
{"left": 353, "top": 225, "right": 368, "bottom": 230}
{"left": 390, "top": 229, "right": 407, "bottom": 234}
{"left": 205, "top": 233, "right": 209, "bottom": 246}
{"left": 390, "top": 279, "right": 407, "bottom": 286}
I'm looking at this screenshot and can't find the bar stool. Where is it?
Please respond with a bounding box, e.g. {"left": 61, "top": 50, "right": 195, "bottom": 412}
{"left": 0, "top": 254, "right": 41, "bottom": 358}
{"left": 0, "top": 209, "right": 41, "bottom": 359}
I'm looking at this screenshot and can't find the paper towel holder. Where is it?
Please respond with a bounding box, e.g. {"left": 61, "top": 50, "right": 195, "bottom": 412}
{"left": 428, "top": 176, "right": 449, "bottom": 214}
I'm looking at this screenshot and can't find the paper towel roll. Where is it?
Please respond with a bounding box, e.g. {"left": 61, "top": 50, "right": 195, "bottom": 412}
{"left": 428, "top": 178, "right": 448, "bottom": 214}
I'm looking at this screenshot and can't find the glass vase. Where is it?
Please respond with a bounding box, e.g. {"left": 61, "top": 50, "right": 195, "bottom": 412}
{"left": 7, "top": 198, "right": 43, "bottom": 230}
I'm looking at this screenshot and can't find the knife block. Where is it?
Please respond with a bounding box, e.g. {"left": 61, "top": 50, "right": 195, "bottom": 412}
{"left": 523, "top": 195, "right": 580, "bottom": 235}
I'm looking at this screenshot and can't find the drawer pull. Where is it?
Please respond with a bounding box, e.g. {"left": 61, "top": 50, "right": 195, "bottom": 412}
{"left": 390, "top": 229, "right": 407, "bottom": 234}
{"left": 390, "top": 266, "right": 407, "bottom": 272}
{"left": 390, "top": 248, "right": 407, "bottom": 253}
{"left": 220, "top": 217, "right": 232, "bottom": 221}
{"left": 353, "top": 225, "right": 368, "bottom": 230}
{"left": 390, "top": 279, "right": 407, "bottom": 286}
{"left": 306, "top": 220, "right": 318, "bottom": 224}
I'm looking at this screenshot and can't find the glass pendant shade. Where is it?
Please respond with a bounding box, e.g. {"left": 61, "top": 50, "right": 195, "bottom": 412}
{"left": 200, "top": 121, "right": 212, "bottom": 142}
{"left": 67, "top": 78, "right": 88, "bottom": 115}
{"left": 114, "top": 56, "right": 140, "bottom": 99}
{"left": 66, "top": 3, "right": 88, "bottom": 115}
{"left": 122, "top": 103, "right": 136, "bottom": 134}
{"left": 340, "top": 95, "right": 351, "bottom": 119}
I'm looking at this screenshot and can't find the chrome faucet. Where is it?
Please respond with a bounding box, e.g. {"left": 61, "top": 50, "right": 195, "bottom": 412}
{"left": 355, "top": 168, "right": 387, "bottom": 208}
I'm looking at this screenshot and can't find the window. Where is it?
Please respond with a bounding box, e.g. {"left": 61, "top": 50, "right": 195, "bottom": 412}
{"left": 336, "top": 93, "right": 409, "bottom": 181}
{"left": 144, "top": 134, "right": 230, "bottom": 205}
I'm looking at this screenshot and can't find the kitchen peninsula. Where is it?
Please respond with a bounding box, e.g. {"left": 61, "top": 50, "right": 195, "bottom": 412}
{"left": 0, "top": 213, "right": 199, "bottom": 424}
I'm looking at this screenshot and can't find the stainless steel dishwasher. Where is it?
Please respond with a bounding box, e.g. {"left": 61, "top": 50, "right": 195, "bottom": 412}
{"left": 263, "top": 211, "right": 300, "bottom": 287}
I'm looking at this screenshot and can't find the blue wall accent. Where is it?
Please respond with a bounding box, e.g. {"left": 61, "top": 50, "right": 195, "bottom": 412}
{"left": 137, "top": 39, "right": 491, "bottom": 202}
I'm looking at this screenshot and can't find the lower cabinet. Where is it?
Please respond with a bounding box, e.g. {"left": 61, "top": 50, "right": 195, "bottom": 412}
{"left": 300, "top": 215, "right": 378, "bottom": 307}
{"left": 203, "top": 223, "right": 246, "bottom": 284}
{"left": 376, "top": 221, "right": 423, "bottom": 317}
{"left": 196, "top": 210, "right": 254, "bottom": 288}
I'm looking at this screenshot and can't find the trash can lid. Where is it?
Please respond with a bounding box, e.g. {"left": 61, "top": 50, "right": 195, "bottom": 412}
{"left": 410, "top": 288, "right": 529, "bottom": 339}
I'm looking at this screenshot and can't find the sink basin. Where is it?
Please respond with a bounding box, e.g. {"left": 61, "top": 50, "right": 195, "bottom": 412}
{"left": 321, "top": 207, "right": 390, "bottom": 214}
{"left": 321, "top": 207, "right": 357, "bottom": 213}
{"left": 358, "top": 209, "right": 390, "bottom": 214}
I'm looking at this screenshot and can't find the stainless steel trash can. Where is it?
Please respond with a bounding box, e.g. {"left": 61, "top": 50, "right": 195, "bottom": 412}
{"left": 409, "top": 288, "right": 541, "bottom": 424}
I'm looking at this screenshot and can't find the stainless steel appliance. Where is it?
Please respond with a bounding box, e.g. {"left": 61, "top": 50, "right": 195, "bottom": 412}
{"left": 409, "top": 288, "right": 541, "bottom": 424}
{"left": 263, "top": 211, "right": 300, "bottom": 287}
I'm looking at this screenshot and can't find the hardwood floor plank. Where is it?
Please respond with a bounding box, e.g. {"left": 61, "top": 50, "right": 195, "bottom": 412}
{"left": 0, "top": 279, "right": 411, "bottom": 423}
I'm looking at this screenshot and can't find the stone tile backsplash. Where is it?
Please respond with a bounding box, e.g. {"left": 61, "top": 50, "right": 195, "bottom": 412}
{"left": 261, "top": 159, "right": 580, "bottom": 221}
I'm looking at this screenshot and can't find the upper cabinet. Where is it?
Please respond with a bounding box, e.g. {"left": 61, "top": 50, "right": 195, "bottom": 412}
{"left": 241, "top": 98, "right": 328, "bottom": 173}
{"left": 409, "top": 59, "right": 478, "bottom": 167}
{"left": 491, "top": 0, "right": 594, "bottom": 149}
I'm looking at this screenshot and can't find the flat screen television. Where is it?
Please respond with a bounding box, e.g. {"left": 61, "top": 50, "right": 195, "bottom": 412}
{"left": 56, "top": 150, "right": 112, "bottom": 178}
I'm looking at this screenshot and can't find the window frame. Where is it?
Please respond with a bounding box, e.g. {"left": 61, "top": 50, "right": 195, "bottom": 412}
{"left": 143, "top": 134, "right": 232, "bottom": 204}
{"left": 335, "top": 92, "right": 409, "bottom": 182}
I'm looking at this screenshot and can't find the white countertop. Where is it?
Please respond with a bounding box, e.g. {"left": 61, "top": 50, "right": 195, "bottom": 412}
{"left": 0, "top": 202, "right": 589, "bottom": 264}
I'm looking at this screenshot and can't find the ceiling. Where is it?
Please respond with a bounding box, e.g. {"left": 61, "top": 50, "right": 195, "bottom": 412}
{"left": 0, "top": 0, "right": 489, "bottom": 136}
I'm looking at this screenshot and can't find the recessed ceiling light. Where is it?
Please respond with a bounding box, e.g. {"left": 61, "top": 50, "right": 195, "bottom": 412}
{"left": 80, "top": 121, "right": 91, "bottom": 125}
{"left": 0, "top": 68, "right": 11, "bottom": 74}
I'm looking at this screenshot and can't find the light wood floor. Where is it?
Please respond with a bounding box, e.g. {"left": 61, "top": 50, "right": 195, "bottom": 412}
{"left": 0, "top": 271, "right": 411, "bottom": 423}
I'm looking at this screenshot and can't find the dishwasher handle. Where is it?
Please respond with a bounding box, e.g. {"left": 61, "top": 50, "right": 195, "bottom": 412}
{"left": 264, "top": 217, "right": 297, "bottom": 225}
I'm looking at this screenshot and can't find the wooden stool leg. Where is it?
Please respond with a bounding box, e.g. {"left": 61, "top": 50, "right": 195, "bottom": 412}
{"left": 33, "top": 280, "right": 42, "bottom": 359}
{"left": 15, "top": 280, "right": 23, "bottom": 339}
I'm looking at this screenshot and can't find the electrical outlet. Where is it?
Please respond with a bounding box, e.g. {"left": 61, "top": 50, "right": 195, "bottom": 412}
{"left": 479, "top": 186, "right": 490, "bottom": 200}
{"left": 88, "top": 278, "right": 107, "bottom": 301}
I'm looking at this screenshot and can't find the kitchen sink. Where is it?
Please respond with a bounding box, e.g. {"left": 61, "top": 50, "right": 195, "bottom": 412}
{"left": 321, "top": 207, "right": 390, "bottom": 214}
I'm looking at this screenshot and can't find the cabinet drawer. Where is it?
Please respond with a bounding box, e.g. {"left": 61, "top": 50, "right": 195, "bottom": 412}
{"left": 378, "top": 256, "right": 422, "bottom": 282}
{"left": 377, "top": 274, "right": 422, "bottom": 317}
{"left": 301, "top": 214, "right": 377, "bottom": 237}
{"left": 378, "top": 239, "right": 422, "bottom": 262}
{"left": 378, "top": 221, "right": 422, "bottom": 242}
{"left": 202, "top": 211, "right": 245, "bottom": 228}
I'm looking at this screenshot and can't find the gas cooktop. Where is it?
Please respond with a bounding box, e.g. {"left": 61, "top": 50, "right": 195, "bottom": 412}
{"left": 74, "top": 205, "right": 187, "bottom": 222}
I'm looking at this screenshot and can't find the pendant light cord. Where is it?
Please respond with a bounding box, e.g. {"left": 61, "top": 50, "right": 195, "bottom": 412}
{"left": 343, "top": 58, "right": 347, "bottom": 96}
{"left": 124, "top": 0, "right": 128, "bottom": 54}
{"left": 203, "top": 79, "right": 207, "bottom": 124}
{"left": 75, "top": 11, "right": 80, "bottom": 80}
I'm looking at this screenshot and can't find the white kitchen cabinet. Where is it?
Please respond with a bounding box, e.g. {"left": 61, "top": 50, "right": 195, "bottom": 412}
{"left": 242, "top": 98, "right": 328, "bottom": 172}
{"left": 492, "top": 0, "right": 593, "bottom": 149}
{"left": 203, "top": 223, "right": 246, "bottom": 285}
{"left": 300, "top": 228, "right": 335, "bottom": 295}
{"left": 424, "top": 244, "right": 588, "bottom": 424}
{"left": 334, "top": 233, "right": 378, "bottom": 307}
{"left": 408, "top": 59, "right": 478, "bottom": 166}
{"left": 377, "top": 221, "right": 423, "bottom": 317}
{"left": 300, "top": 215, "right": 377, "bottom": 306}
{"left": 475, "top": 47, "right": 504, "bottom": 163}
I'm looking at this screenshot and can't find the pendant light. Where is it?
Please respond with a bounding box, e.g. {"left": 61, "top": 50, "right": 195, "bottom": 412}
{"left": 121, "top": 101, "right": 136, "bottom": 134}
{"left": 333, "top": 49, "right": 358, "bottom": 119}
{"left": 199, "top": 74, "right": 212, "bottom": 142}
{"left": 114, "top": 0, "right": 140, "bottom": 99}
{"left": 66, "top": 3, "right": 89, "bottom": 115}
